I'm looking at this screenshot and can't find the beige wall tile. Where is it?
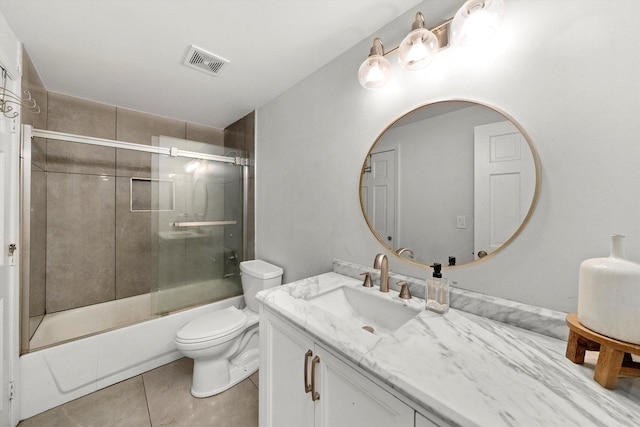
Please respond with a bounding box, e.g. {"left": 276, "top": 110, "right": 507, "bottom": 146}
{"left": 116, "top": 108, "right": 186, "bottom": 178}
{"left": 224, "top": 112, "right": 255, "bottom": 260}
{"left": 46, "top": 173, "right": 116, "bottom": 312}
{"left": 31, "top": 138, "right": 47, "bottom": 171}
{"left": 186, "top": 122, "right": 224, "bottom": 146}
{"left": 225, "top": 111, "right": 255, "bottom": 176}
{"left": 47, "top": 139, "right": 116, "bottom": 176}
{"left": 29, "top": 169, "right": 46, "bottom": 318}
{"left": 47, "top": 92, "right": 116, "bottom": 175}
{"left": 48, "top": 92, "right": 116, "bottom": 138}
{"left": 156, "top": 237, "right": 186, "bottom": 291}
{"left": 116, "top": 108, "right": 186, "bottom": 145}
{"left": 115, "top": 177, "right": 152, "bottom": 299}
{"left": 20, "top": 48, "right": 48, "bottom": 132}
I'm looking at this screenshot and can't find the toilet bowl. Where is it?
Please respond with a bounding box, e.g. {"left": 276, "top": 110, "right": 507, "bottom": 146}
{"left": 175, "top": 260, "right": 283, "bottom": 397}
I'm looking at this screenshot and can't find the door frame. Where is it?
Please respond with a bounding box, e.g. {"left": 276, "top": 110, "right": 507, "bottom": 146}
{"left": 0, "top": 114, "right": 20, "bottom": 426}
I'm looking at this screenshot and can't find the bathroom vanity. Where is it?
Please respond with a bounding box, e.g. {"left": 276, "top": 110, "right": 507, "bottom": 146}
{"left": 257, "top": 265, "right": 640, "bottom": 426}
{"left": 260, "top": 310, "right": 420, "bottom": 426}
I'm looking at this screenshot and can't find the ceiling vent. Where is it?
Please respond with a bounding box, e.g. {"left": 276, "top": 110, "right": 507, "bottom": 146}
{"left": 183, "top": 45, "right": 229, "bottom": 76}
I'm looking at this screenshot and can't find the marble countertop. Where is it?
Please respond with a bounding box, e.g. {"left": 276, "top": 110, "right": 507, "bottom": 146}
{"left": 257, "top": 272, "right": 640, "bottom": 426}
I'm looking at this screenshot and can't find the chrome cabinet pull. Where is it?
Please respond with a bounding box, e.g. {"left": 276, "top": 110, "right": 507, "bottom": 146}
{"left": 311, "top": 355, "right": 320, "bottom": 401}
{"left": 304, "top": 350, "right": 313, "bottom": 393}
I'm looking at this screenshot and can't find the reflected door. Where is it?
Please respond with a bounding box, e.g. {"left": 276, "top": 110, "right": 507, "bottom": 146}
{"left": 474, "top": 121, "right": 535, "bottom": 258}
{"left": 361, "top": 150, "right": 396, "bottom": 246}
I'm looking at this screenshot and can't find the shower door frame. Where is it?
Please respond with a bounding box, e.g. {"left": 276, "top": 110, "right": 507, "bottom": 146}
{"left": 20, "top": 124, "right": 249, "bottom": 353}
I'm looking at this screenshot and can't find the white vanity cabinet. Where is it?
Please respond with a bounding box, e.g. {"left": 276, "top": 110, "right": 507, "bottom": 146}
{"left": 260, "top": 308, "right": 418, "bottom": 427}
{"left": 260, "top": 308, "right": 315, "bottom": 427}
{"left": 415, "top": 412, "right": 440, "bottom": 427}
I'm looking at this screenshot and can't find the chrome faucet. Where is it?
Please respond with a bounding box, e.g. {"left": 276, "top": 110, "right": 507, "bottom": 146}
{"left": 395, "top": 247, "right": 414, "bottom": 259}
{"left": 373, "top": 253, "right": 389, "bottom": 292}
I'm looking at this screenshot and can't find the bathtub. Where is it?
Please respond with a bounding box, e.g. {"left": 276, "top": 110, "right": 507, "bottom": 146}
{"left": 29, "top": 277, "right": 242, "bottom": 350}
{"left": 29, "top": 294, "right": 156, "bottom": 350}
{"left": 19, "top": 290, "right": 244, "bottom": 420}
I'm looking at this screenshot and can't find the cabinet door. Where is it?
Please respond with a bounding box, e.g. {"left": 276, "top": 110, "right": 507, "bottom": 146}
{"left": 260, "top": 310, "right": 315, "bottom": 427}
{"left": 415, "top": 412, "right": 441, "bottom": 427}
{"left": 314, "top": 345, "right": 414, "bottom": 427}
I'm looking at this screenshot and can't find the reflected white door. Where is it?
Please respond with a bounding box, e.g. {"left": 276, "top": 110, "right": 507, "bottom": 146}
{"left": 474, "top": 121, "right": 535, "bottom": 259}
{"left": 0, "top": 117, "right": 19, "bottom": 426}
{"left": 361, "top": 150, "right": 396, "bottom": 246}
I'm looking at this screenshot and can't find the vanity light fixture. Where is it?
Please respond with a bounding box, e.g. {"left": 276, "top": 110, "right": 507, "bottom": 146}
{"left": 358, "top": 38, "right": 392, "bottom": 89}
{"left": 451, "top": 0, "right": 505, "bottom": 47}
{"left": 397, "top": 12, "right": 439, "bottom": 71}
{"left": 358, "top": 0, "right": 505, "bottom": 89}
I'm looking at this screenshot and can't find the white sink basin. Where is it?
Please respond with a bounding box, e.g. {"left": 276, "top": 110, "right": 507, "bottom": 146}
{"left": 306, "top": 285, "right": 421, "bottom": 337}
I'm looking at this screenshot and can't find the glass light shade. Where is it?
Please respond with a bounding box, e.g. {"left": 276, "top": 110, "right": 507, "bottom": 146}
{"left": 451, "top": 0, "right": 505, "bottom": 47}
{"left": 398, "top": 28, "right": 439, "bottom": 70}
{"left": 358, "top": 55, "right": 392, "bottom": 89}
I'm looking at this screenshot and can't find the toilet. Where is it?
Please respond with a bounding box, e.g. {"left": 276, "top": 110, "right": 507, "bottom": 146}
{"left": 175, "top": 260, "right": 283, "bottom": 397}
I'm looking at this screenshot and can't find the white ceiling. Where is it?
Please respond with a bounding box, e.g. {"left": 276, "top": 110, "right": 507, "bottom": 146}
{"left": 0, "top": 0, "right": 433, "bottom": 129}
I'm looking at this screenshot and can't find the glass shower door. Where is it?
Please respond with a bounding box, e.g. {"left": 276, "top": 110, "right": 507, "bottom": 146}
{"left": 152, "top": 136, "right": 245, "bottom": 314}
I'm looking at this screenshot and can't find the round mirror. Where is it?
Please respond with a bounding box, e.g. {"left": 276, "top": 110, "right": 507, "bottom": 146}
{"left": 360, "top": 100, "right": 540, "bottom": 268}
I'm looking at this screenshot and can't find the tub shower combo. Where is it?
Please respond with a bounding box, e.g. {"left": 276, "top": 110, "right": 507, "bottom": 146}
{"left": 20, "top": 124, "right": 249, "bottom": 353}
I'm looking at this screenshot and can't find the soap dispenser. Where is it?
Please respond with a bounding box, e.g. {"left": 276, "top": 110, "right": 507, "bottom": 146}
{"left": 426, "top": 263, "right": 449, "bottom": 314}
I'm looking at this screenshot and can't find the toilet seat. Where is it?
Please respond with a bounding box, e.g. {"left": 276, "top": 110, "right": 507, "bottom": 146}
{"left": 176, "top": 306, "right": 247, "bottom": 344}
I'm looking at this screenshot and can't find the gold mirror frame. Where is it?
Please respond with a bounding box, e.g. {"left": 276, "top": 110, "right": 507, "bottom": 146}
{"left": 359, "top": 99, "right": 541, "bottom": 269}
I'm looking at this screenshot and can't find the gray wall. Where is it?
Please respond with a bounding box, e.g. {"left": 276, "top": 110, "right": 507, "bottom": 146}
{"left": 255, "top": 0, "right": 640, "bottom": 313}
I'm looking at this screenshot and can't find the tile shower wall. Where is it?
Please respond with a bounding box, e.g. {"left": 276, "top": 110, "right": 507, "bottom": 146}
{"left": 114, "top": 109, "right": 186, "bottom": 300}
{"left": 46, "top": 93, "right": 118, "bottom": 312}
{"left": 225, "top": 112, "right": 255, "bottom": 260}
{"left": 37, "top": 95, "right": 255, "bottom": 313}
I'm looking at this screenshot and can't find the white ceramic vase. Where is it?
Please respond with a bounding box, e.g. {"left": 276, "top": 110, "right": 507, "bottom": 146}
{"left": 578, "top": 234, "right": 640, "bottom": 344}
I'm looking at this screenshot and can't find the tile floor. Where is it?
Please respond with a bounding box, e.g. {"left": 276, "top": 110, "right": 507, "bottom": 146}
{"left": 18, "top": 358, "right": 259, "bottom": 427}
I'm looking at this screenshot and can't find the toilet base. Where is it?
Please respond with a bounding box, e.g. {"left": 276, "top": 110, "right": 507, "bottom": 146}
{"left": 191, "top": 348, "right": 260, "bottom": 398}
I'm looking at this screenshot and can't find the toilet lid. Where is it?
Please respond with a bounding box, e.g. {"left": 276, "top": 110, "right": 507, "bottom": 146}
{"left": 176, "top": 306, "right": 247, "bottom": 343}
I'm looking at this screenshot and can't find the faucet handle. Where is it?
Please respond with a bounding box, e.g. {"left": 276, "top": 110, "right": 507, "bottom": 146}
{"left": 360, "top": 272, "right": 373, "bottom": 287}
{"left": 397, "top": 281, "right": 411, "bottom": 299}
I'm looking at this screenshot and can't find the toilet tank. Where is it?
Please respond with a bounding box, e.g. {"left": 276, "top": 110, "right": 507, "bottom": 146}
{"left": 240, "top": 260, "right": 283, "bottom": 312}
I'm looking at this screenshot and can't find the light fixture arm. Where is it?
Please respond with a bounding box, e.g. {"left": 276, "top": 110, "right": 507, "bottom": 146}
{"left": 411, "top": 12, "right": 425, "bottom": 31}
{"left": 369, "top": 37, "right": 385, "bottom": 57}
{"left": 383, "top": 18, "right": 451, "bottom": 58}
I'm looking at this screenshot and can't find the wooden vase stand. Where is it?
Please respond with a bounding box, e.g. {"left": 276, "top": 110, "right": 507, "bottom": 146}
{"left": 565, "top": 313, "right": 640, "bottom": 389}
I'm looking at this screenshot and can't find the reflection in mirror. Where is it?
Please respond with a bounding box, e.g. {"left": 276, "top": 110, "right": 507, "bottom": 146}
{"left": 193, "top": 178, "right": 209, "bottom": 220}
{"left": 360, "top": 100, "right": 540, "bottom": 268}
